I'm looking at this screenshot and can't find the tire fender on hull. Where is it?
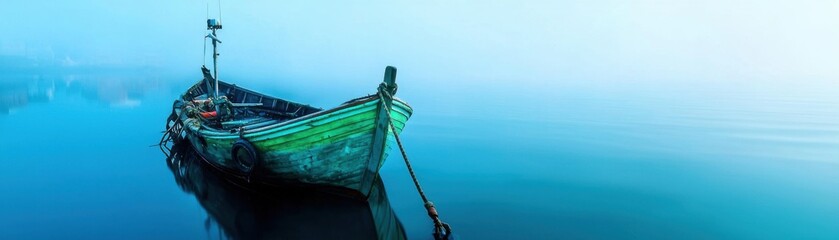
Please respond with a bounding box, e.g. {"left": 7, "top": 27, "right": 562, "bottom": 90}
{"left": 232, "top": 139, "right": 260, "bottom": 177}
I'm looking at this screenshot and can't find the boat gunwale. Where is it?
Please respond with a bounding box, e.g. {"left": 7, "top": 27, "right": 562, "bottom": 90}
{"left": 185, "top": 89, "right": 413, "bottom": 139}
{"left": 250, "top": 97, "right": 410, "bottom": 132}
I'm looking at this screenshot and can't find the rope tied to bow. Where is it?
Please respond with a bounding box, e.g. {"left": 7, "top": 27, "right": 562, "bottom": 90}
{"left": 378, "top": 85, "right": 453, "bottom": 239}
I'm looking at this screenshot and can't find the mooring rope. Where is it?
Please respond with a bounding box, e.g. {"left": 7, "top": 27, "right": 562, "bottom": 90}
{"left": 378, "top": 87, "right": 453, "bottom": 239}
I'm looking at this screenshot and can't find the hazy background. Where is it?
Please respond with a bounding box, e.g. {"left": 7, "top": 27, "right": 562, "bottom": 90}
{"left": 2, "top": 1, "right": 839, "bottom": 239}
{"left": 4, "top": 1, "right": 838, "bottom": 96}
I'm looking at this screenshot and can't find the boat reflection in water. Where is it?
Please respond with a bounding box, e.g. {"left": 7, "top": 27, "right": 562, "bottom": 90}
{"left": 165, "top": 143, "right": 407, "bottom": 240}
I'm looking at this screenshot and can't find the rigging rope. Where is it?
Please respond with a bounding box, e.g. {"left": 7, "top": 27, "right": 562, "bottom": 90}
{"left": 378, "top": 88, "right": 453, "bottom": 239}
{"left": 203, "top": 1, "right": 209, "bottom": 66}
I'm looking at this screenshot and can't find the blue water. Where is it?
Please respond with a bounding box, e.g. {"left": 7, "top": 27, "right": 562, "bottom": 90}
{"left": 1, "top": 71, "right": 838, "bottom": 240}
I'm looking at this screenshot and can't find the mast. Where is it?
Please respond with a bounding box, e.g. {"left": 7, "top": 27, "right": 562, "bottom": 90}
{"left": 206, "top": 19, "right": 222, "bottom": 98}
{"left": 212, "top": 27, "right": 218, "bottom": 97}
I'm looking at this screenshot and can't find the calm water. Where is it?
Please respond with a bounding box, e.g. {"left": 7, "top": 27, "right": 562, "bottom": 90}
{"left": 1, "top": 72, "right": 838, "bottom": 239}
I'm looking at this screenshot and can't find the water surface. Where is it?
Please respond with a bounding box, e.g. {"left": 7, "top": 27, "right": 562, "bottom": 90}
{"left": 1, "top": 72, "right": 838, "bottom": 239}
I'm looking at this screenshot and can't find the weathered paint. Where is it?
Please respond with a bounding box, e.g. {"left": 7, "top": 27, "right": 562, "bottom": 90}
{"left": 181, "top": 92, "right": 412, "bottom": 196}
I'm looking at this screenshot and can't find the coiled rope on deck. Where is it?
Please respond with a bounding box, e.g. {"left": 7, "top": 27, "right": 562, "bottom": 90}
{"left": 378, "top": 84, "right": 453, "bottom": 239}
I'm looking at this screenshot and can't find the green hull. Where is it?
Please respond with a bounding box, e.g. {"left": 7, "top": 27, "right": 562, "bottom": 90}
{"left": 177, "top": 79, "right": 411, "bottom": 197}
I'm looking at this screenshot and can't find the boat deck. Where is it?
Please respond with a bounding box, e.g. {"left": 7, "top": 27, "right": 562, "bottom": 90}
{"left": 182, "top": 78, "right": 324, "bottom": 132}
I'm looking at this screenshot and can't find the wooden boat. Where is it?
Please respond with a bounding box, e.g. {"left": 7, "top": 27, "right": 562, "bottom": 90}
{"left": 165, "top": 142, "right": 407, "bottom": 240}
{"left": 164, "top": 18, "right": 412, "bottom": 198}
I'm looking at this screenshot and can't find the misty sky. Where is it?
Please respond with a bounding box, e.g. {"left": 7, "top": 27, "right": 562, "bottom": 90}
{"left": 2, "top": 1, "right": 838, "bottom": 97}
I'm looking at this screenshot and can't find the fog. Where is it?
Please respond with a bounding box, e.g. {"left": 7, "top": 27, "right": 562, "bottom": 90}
{"left": 3, "top": 1, "right": 838, "bottom": 99}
